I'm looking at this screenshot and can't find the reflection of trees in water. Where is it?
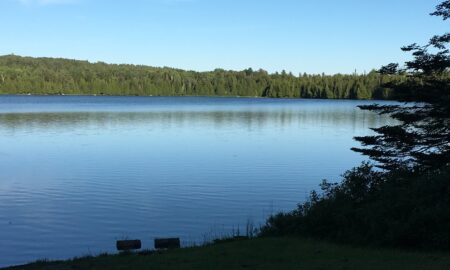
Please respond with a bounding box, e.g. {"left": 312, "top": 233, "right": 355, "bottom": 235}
{"left": 0, "top": 108, "right": 396, "bottom": 135}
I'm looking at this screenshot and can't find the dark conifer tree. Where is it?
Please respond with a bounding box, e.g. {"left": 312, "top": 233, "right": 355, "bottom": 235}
{"left": 352, "top": 0, "right": 450, "bottom": 171}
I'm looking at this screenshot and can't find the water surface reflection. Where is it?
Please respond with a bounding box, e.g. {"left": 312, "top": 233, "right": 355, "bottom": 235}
{"left": 0, "top": 96, "right": 396, "bottom": 267}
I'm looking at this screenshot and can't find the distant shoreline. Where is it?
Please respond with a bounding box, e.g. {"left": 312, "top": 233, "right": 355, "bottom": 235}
{"left": 0, "top": 93, "right": 388, "bottom": 102}
{"left": 0, "top": 55, "right": 395, "bottom": 100}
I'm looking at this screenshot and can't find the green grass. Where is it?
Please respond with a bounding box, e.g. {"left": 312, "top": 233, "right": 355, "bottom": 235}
{"left": 5, "top": 237, "right": 450, "bottom": 270}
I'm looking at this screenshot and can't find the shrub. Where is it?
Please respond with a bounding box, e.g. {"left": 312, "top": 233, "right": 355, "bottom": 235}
{"left": 260, "top": 164, "right": 450, "bottom": 249}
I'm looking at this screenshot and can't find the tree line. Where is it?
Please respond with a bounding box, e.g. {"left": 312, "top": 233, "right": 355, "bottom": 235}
{"left": 0, "top": 55, "right": 400, "bottom": 99}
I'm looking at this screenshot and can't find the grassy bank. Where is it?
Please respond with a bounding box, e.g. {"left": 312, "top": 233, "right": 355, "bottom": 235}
{"left": 5, "top": 237, "right": 450, "bottom": 270}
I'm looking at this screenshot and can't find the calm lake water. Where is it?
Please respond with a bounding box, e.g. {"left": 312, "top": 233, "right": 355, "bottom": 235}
{"left": 0, "top": 96, "right": 395, "bottom": 267}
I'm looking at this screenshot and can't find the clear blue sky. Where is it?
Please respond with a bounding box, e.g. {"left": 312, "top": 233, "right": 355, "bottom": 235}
{"left": 0, "top": 0, "right": 447, "bottom": 74}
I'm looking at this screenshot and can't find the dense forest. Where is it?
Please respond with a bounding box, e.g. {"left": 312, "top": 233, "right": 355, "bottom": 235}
{"left": 0, "top": 55, "right": 399, "bottom": 99}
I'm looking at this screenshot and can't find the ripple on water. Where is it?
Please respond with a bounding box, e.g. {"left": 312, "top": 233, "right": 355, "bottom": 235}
{"left": 0, "top": 96, "right": 398, "bottom": 267}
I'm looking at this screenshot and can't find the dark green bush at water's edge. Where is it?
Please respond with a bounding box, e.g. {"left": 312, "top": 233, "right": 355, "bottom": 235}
{"left": 260, "top": 164, "right": 450, "bottom": 249}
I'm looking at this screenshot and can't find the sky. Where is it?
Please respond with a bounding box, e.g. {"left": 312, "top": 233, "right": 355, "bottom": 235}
{"left": 0, "top": 0, "right": 448, "bottom": 74}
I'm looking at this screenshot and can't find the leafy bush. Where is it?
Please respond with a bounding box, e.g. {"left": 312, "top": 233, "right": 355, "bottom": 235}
{"left": 261, "top": 163, "right": 450, "bottom": 249}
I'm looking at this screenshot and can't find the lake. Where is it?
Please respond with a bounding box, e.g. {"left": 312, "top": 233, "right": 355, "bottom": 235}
{"left": 0, "top": 96, "right": 395, "bottom": 267}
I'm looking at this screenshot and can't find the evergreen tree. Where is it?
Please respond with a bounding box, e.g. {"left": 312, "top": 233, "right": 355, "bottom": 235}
{"left": 352, "top": 0, "right": 450, "bottom": 171}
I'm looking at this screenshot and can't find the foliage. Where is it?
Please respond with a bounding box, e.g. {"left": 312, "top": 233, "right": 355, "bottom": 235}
{"left": 260, "top": 164, "right": 450, "bottom": 249}
{"left": 431, "top": 0, "right": 450, "bottom": 20}
{"left": 0, "top": 55, "right": 399, "bottom": 99}
{"left": 352, "top": 0, "right": 450, "bottom": 171}
{"left": 262, "top": 1, "right": 450, "bottom": 249}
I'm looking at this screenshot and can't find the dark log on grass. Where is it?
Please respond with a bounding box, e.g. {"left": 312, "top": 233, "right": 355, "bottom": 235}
{"left": 116, "top": 240, "right": 142, "bottom": 251}
{"left": 154, "top": 238, "right": 180, "bottom": 249}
